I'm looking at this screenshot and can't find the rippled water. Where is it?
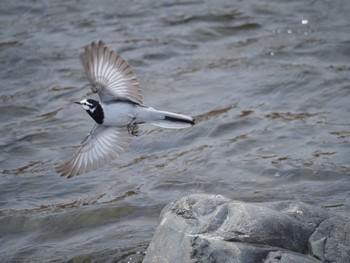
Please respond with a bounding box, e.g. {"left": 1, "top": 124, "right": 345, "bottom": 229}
{"left": 1, "top": 0, "right": 350, "bottom": 262}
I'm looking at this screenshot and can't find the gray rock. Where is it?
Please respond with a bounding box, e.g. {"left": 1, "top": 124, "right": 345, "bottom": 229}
{"left": 143, "top": 194, "right": 350, "bottom": 263}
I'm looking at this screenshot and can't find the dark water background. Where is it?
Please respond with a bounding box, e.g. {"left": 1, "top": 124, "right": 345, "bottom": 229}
{"left": 1, "top": 0, "right": 350, "bottom": 262}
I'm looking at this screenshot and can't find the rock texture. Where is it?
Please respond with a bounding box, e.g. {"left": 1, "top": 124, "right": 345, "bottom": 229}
{"left": 143, "top": 194, "right": 350, "bottom": 263}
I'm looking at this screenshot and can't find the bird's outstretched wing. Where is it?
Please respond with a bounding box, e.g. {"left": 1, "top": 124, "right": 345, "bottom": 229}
{"left": 57, "top": 124, "right": 132, "bottom": 178}
{"left": 80, "top": 41, "right": 143, "bottom": 104}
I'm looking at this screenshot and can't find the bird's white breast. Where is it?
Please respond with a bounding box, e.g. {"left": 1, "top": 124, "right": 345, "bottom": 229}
{"left": 101, "top": 102, "right": 136, "bottom": 127}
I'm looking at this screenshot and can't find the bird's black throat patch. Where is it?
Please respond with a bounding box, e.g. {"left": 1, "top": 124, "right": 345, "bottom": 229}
{"left": 87, "top": 103, "right": 104, "bottom": 124}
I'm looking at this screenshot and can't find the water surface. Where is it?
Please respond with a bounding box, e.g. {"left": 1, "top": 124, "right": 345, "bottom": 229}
{"left": 1, "top": 0, "right": 350, "bottom": 262}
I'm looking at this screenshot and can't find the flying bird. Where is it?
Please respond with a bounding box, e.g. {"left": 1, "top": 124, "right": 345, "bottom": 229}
{"left": 57, "top": 41, "right": 194, "bottom": 178}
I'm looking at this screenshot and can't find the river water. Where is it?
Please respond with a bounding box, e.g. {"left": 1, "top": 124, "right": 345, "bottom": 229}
{"left": 1, "top": 0, "right": 350, "bottom": 262}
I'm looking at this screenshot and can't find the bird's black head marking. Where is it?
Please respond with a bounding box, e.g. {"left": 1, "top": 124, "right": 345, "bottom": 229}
{"left": 77, "top": 99, "right": 104, "bottom": 124}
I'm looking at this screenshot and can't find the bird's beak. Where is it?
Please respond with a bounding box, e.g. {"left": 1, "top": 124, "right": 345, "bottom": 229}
{"left": 74, "top": 101, "right": 81, "bottom": 105}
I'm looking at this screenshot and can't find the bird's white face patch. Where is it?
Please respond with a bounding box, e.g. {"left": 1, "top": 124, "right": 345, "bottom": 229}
{"left": 80, "top": 99, "right": 96, "bottom": 112}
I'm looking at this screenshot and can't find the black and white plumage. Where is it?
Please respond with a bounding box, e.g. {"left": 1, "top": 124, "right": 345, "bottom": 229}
{"left": 57, "top": 41, "right": 194, "bottom": 178}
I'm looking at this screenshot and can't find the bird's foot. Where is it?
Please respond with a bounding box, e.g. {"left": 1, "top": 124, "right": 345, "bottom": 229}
{"left": 127, "top": 121, "right": 139, "bottom": 136}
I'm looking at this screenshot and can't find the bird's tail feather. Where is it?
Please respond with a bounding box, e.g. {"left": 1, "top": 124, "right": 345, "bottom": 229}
{"left": 150, "top": 110, "right": 195, "bottom": 129}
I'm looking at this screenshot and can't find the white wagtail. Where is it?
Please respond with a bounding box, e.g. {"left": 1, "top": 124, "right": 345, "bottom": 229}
{"left": 57, "top": 41, "right": 195, "bottom": 178}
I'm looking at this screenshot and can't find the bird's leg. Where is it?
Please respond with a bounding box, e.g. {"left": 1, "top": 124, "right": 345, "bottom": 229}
{"left": 127, "top": 119, "right": 139, "bottom": 136}
{"left": 130, "top": 124, "right": 139, "bottom": 136}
